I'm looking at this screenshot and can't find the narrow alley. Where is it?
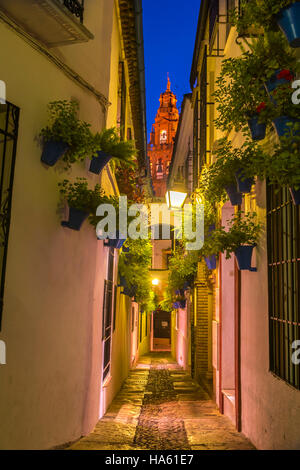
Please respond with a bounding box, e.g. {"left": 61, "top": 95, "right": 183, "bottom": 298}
{"left": 69, "top": 353, "right": 254, "bottom": 451}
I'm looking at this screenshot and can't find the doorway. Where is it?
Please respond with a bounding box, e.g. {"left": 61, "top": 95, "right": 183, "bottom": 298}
{"left": 152, "top": 310, "right": 171, "bottom": 351}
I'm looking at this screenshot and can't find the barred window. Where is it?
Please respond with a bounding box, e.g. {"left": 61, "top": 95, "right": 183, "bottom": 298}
{"left": 0, "top": 102, "right": 20, "bottom": 330}
{"left": 267, "top": 185, "right": 300, "bottom": 389}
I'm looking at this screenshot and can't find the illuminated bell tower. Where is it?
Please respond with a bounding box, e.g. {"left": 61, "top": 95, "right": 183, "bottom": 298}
{"left": 148, "top": 77, "right": 179, "bottom": 198}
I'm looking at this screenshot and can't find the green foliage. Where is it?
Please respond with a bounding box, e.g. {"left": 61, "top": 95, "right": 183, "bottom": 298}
{"left": 213, "top": 137, "right": 267, "bottom": 180}
{"left": 95, "top": 128, "right": 137, "bottom": 168}
{"left": 168, "top": 245, "right": 199, "bottom": 292}
{"left": 205, "top": 211, "right": 262, "bottom": 260}
{"left": 214, "top": 52, "right": 268, "bottom": 132}
{"left": 41, "top": 102, "right": 137, "bottom": 170}
{"left": 214, "top": 32, "right": 299, "bottom": 133}
{"left": 198, "top": 138, "right": 267, "bottom": 208}
{"left": 40, "top": 101, "right": 99, "bottom": 167}
{"left": 266, "top": 122, "right": 300, "bottom": 189}
{"left": 58, "top": 178, "right": 108, "bottom": 213}
{"left": 118, "top": 238, "right": 153, "bottom": 310}
{"left": 198, "top": 165, "right": 229, "bottom": 206}
{"left": 233, "top": 0, "right": 294, "bottom": 34}
{"left": 269, "top": 82, "right": 300, "bottom": 119}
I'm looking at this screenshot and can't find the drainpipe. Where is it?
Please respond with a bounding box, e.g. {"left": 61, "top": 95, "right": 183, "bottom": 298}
{"left": 133, "top": 0, "right": 152, "bottom": 184}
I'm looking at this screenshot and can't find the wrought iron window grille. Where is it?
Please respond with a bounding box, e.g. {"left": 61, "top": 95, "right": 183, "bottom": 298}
{"left": 267, "top": 185, "right": 300, "bottom": 390}
{"left": 62, "top": 0, "right": 85, "bottom": 23}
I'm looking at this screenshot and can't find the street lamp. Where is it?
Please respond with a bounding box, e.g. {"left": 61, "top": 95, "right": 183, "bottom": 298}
{"left": 165, "top": 183, "right": 188, "bottom": 210}
{"left": 152, "top": 278, "right": 160, "bottom": 286}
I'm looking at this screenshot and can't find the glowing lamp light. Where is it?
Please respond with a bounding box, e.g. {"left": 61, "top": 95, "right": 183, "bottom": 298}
{"left": 152, "top": 278, "right": 160, "bottom": 286}
{"left": 166, "top": 189, "right": 188, "bottom": 210}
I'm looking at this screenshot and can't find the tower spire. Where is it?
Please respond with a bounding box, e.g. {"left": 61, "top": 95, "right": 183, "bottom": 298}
{"left": 167, "top": 73, "right": 171, "bottom": 91}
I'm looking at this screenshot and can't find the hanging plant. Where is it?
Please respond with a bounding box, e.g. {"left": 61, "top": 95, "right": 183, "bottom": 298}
{"left": 212, "top": 138, "right": 268, "bottom": 195}
{"left": 89, "top": 128, "right": 137, "bottom": 174}
{"left": 266, "top": 122, "right": 300, "bottom": 204}
{"left": 214, "top": 32, "right": 298, "bottom": 135}
{"left": 118, "top": 238, "right": 153, "bottom": 308}
{"left": 267, "top": 83, "right": 300, "bottom": 136}
{"left": 205, "top": 211, "right": 262, "bottom": 271}
{"left": 59, "top": 178, "right": 109, "bottom": 231}
{"left": 214, "top": 52, "right": 269, "bottom": 133}
{"left": 168, "top": 245, "right": 199, "bottom": 293}
{"left": 40, "top": 101, "right": 99, "bottom": 168}
{"left": 234, "top": 0, "right": 300, "bottom": 47}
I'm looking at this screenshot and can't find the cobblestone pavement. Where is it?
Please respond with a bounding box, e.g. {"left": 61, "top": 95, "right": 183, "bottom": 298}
{"left": 69, "top": 353, "right": 255, "bottom": 450}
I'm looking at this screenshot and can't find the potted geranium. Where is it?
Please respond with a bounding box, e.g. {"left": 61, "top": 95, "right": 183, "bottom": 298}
{"left": 89, "top": 128, "right": 137, "bottom": 174}
{"left": 59, "top": 178, "right": 107, "bottom": 231}
{"left": 266, "top": 122, "right": 300, "bottom": 204}
{"left": 40, "top": 101, "right": 98, "bottom": 168}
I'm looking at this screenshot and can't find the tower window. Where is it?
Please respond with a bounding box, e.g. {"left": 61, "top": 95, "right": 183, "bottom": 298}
{"left": 160, "top": 130, "right": 167, "bottom": 143}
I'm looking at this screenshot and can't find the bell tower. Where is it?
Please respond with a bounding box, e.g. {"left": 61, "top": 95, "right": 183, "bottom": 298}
{"left": 148, "top": 77, "right": 179, "bottom": 198}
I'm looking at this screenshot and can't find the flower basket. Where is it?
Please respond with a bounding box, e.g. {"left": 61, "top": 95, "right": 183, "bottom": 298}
{"left": 289, "top": 187, "right": 300, "bottom": 205}
{"left": 61, "top": 207, "right": 89, "bottom": 231}
{"left": 205, "top": 255, "right": 217, "bottom": 270}
{"left": 234, "top": 245, "right": 257, "bottom": 272}
{"left": 225, "top": 184, "right": 243, "bottom": 206}
{"left": 272, "top": 116, "right": 300, "bottom": 137}
{"left": 235, "top": 169, "right": 254, "bottom": 194}
{"left": 41, "top": 140, "right": 69, "bottom": 166}
{"left": 247, "top": 116, "right": 267, "bottom": 141}
{"left": 277, "top": 2, "right": 300, "bottom": 48}
{"left": 89, "top": 151, "right": 113, "bottom": 175}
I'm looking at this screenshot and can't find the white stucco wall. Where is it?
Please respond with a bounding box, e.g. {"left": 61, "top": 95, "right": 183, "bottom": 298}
{"left": 0, "top": 0, "right": 133, "bottom": 449}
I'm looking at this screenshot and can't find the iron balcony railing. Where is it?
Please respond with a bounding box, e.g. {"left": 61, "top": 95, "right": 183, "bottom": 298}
{"left": 62, "top": 0, "right": 84, "bottom": 23}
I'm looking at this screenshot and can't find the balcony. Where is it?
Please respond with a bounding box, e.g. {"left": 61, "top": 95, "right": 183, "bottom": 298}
{"left": 0, "top": 0, "right": 93, "bottom": 47}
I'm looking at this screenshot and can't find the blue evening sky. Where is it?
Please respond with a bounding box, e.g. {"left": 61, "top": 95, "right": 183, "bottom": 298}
{"left": 143, "top": 0, "right": 201, "bottom": 141}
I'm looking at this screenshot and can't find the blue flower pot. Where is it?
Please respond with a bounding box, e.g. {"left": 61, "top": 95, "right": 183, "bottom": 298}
{"left": 234, "top": 245, "right": 257, "bottom": 272}
{"left": 89, "top": 151, "right": 112, "bottom": 174}
{"left": 225, "top": 184, "right": 243, "bottom": 206}
{"left": 175, "top": 288, "right": 186, "bottom": 296}
{"left": 183, "top": 280, "right": 193, "bottom": 290}
{"left": 248, "top": 116, "right": 267, "bottom": 141}
{"left": 272, "top": 116, "right": 299, "bottom": 137}
{"left": 41, "top": 140, "right": 69, "bottom": 166}
{"left": 264, "top": 69, "right": 292, "bottom": 95}
{"left": 277, "top": 2, "right": 300, "bottom": 48}
{"left": 104, "top": 231, "right": 127, "bottom": 249}
{"left": 205, "top": 255, "right": 217, "bottom": 270}
{"left": 118, "top": 275, "right": 128, "bottom": 288}
{"left": 235, "top": 169, "right": 254, "bottom": 194}
{"left": 289, "top": 187, "right": 300, "bottom": 205}
{"left": 61, "top": 207, "right": 89, "bottom": 231}
{"left": 122, "top": 285, "right": 137, "bottom": 298}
